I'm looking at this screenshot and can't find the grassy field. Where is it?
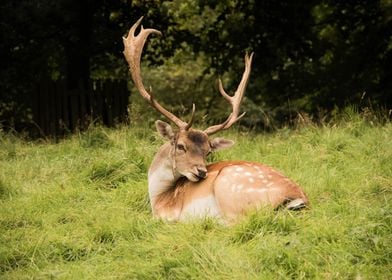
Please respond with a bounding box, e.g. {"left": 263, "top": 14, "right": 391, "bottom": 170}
{"left": 1, "top": 114, "right": 391, "bottom": 279}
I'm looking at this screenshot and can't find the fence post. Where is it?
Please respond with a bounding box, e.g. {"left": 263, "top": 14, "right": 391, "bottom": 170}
{"left": 32, "top": 79, "right": 130, "bottom": 137}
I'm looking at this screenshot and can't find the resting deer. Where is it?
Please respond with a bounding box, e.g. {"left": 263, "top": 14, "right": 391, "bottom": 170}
{"left": 123, "top": 17, "right": 309, "bottom": 222}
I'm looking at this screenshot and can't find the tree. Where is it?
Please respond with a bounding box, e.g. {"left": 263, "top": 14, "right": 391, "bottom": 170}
{"left": 0, "top": 0, "right": 166, "bottom": 131}
{"left": 160, "top": 0, "right": 391, "bottom": 123}
{"left": 1, "top": 0, "right": 391, "bottom": 133}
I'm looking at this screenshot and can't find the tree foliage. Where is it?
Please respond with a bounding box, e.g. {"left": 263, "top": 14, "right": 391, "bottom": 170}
{"left": 161, "top": 0, "right": 391, "bottom": 120}
{"left": 0, "top": 0, "right": 391, "bottom": 131}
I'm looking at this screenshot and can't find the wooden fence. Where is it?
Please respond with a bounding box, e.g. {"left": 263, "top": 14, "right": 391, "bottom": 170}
{"left": 32, "top": 79, "right": 129, "bottom": 136}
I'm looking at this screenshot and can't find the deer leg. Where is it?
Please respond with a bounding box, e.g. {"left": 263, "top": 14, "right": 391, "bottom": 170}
{"left": 285, "top": 198, "right": 307, "bottom": 210}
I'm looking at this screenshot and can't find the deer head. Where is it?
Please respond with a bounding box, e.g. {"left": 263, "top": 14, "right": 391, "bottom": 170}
{"left": 123, "top": 17, "right": 253, "bottom": 182}
{"left": 154, "top": 120, "right": 235, "bottom": 181}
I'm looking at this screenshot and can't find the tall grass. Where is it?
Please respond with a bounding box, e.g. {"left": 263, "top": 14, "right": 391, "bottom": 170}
{"left": 1, "top": 114, "right": 391, "bottom": 279}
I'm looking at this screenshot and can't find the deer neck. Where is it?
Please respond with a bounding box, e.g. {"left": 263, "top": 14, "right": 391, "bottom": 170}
{"left": 148, "top": 142, "right": 181, "bottom": 205}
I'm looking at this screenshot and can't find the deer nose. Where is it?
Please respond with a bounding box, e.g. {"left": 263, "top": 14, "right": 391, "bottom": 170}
{"left": 197, "top": 167, "right": 207, "bottom": 179}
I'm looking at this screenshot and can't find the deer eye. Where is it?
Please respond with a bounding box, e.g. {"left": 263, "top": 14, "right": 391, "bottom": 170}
{"left": 176, "top": 144, "right": 186, "bottom": 151}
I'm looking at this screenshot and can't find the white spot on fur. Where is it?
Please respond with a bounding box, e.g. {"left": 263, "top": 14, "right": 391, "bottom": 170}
{"left": 235, "top": 167, "right": 244, "bottom": 172}
{"left": 245, "top": 188, "right": 267, "bottom": 194}
{"left": 249, "top": 178, "right": 255, "bottom": 183}
{"left": 220, "top": 176, "right": 229, "bottom": 183}
{"left": 231, "top": 184, "right": 244, "bottom": 192}
{"left": 245, "top": 172, "right": 252, "bottom": 176}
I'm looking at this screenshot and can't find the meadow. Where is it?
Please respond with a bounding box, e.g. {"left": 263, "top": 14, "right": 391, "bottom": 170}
{"left": 1, "top": 113, "right": 391, "bottom": 279}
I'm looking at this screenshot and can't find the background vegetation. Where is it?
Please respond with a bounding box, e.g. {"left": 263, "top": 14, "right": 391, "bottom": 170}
{"left": 1, "top": 0, "right": 391, "bottom": 132}
{"left": 1, "top": 111, "right": 391, "bottom": 279}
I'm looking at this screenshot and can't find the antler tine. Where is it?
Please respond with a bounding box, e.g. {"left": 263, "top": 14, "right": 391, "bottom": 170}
{"left": 123, "top": 17, "right": 190, "bottom": 130}
{"left": 204, "top": 52, "right": 254, "bottom": 135}
{"left": 184, "top": 103, "right": 196, "bottom": 130}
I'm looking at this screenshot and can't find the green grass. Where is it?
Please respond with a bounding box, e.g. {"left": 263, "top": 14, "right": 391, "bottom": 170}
{"left": 1, "top": 116, "right": 391, "bottom": 279}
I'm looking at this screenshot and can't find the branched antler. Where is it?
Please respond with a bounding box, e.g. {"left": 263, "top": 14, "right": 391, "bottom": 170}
{"left": 123, "top": 17, "right": 194, "bottom": 130}
{"left": 123, "top": 17, "right": 253, "bottom": 134}
{"left": 204, "top": 53, "right": 254, "bottom": 135}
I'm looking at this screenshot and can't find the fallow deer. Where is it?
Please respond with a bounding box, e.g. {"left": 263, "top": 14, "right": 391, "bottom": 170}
{"left": 123, "top": 17, "right": 309, "bottom": 222}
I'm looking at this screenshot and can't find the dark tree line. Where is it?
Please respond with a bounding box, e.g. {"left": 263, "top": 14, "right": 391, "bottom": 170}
{"left": 1, "top": 0, "right": 391, "bottom": 132}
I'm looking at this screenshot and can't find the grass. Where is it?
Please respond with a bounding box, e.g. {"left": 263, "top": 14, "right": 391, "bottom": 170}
{"left": 0, "top": 115, "right": 391, "bottom": 279}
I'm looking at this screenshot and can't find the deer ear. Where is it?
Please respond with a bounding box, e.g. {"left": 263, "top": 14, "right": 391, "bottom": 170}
{"left": 210, "top": 138, "right": 234, "bottom": 151}
{"left": 155, "top": 120, "right": 175, "bottom": 140}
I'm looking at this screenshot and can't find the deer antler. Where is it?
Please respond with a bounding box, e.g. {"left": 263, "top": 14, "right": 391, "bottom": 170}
{"left": 123, "top": 17, "right": 194, "bottom": 130}
{"left": 204, "top": 53, "right": 253, "bottom": 135}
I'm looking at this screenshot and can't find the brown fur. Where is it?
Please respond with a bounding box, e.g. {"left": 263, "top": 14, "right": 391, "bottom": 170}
{"left": 153, "top": 160, "right": 309, "bottom": 221}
